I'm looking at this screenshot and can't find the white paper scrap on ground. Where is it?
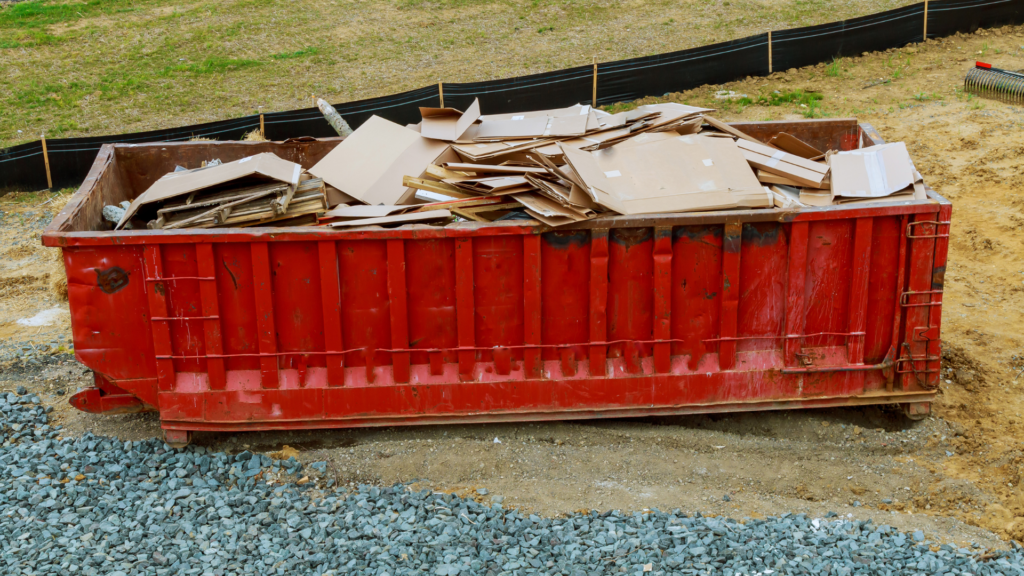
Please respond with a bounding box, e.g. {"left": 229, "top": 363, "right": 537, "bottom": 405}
{"left": 17, "top": 308, "right": 67, "bottom": 327}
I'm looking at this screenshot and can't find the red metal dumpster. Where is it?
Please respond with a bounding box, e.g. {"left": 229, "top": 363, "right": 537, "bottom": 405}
{"left": 42, "top": 119, "right": 950, "bottom": 447}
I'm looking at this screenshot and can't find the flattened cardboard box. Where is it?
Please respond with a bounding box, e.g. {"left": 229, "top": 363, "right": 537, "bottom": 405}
{"left": 829, "top": 142, "right": 914, "bottom": 198}
{"left": 309, "top": 116, "right": 453, "bottom": 206}
{"left": 738, "top": 139, "right": 828, "bottom": 188}
{"left": 117, "top": 152, "right": 302, "bottom": 229}
{"left": 560, "top": 134, "right": 770, "bottom": 215}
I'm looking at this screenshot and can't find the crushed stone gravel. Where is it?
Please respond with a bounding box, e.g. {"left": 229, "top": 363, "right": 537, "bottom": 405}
{"left": 2, "top": 391, "right": 1024, "bottom": 575}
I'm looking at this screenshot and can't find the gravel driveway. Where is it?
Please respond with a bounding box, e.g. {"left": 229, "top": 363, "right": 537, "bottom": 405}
{"left": 3, "top": 389, "right": 1023, "bottom": 576}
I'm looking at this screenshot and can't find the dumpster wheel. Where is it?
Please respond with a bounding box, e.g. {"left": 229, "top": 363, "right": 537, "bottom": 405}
{"left": 163, "top": 430, "right": 192, "bottom": 449}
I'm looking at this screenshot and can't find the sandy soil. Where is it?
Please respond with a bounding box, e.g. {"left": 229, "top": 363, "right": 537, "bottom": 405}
{"left": 1, "top": 24, "right": 1023, "bottom": 550}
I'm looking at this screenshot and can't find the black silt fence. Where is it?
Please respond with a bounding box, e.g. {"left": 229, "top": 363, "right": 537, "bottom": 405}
{"left": 1, "top": 0, "right": 1021, "bottom": 193}
{"left": 927, "top": 0, "right": 1024, "bottom": 36}
{"left": 597, "top": 34, "right": 770, "bottom": 105}
{"left": 444, "top": 66, "right": 594, "bottom": 114}
{"left": 772, "top": 5, "right": 926, "bottom": 72}
{"left": 260, "top": 85, "right": 440, "bottom": 140}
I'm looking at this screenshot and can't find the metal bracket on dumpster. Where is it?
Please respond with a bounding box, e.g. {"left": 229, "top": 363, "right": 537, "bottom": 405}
{"left": 906, "top": 220, "right": 951, "bottom": 239}
{"left": 912, "top": 326, "right": 940, "bottom": 342}
{"left": 70, "top": 387, "right": 147, "bottom": 414}
{"left": 900, "top": 290, "right": 943, "bottom": 307}
{"left": 69, "top": 373, "right": 149, "bottom": 414}
{"left": 781, "top": 348, "right": 894, "bottom": 376}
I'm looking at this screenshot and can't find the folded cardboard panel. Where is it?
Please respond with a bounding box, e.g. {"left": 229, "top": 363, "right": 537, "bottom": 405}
{"left": 561, "top": 134, "right": 770, "bottom": 215}
{"left": 419, "top": 98, "right": 481, "bottom": 142}
{"left": 829, "top": 142, "right": 914, "bottom": 198}
{"left": 309, "top": 116, "right": 452, "bottom": 205}
{"left": 740, "top": 143, "right": 828, "bottom": 188}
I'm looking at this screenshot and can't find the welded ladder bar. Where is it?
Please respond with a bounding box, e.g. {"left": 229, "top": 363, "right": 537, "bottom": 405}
{"left": 142, "top": 245, "right": 176, "bottom": 392}
{"left": 589, "top": 229, "right": 609, "bottom": 377}
{"left": 195, "top": 243, "right": 226, "bottom": 390}
{"left": 653, "top": 227, "right": 673, "bottom": 374}
{"left": 317, "top": 241, "right": 345, "bottom": 386}
{"left": 250, "top": 242, "right": 279, "bottom": 388}
{"left": 387, "top": 239, "right": 411, "bottom": 384}
{"left": 719, "top": 220, "right": 742, "bottom": 370}
{"left": 925, "top": 204, "right": 952, "bottom": 387}
{"left": 902, "top": 213, "right": 938, "bottom": 390}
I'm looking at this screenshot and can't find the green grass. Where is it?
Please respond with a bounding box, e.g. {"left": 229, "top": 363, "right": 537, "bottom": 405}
{"left": 728, "top": 89, "right": 824, "bottom": 109}
{"left": 270, "top": 47, "right": 320, "bottom": 60}
{"left": 0, "top": 0, "right": 139, "bottom": 28}
{"left": 0, "top": 0, "right": 928, "bottom": 147}
{"left": 160, "top": 58, "right": 263, "bottom": 76}
{"left": 825, "top": 57, "right": 842, "bottom": 77}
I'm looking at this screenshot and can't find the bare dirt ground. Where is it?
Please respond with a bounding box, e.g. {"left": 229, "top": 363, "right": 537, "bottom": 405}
{"left": 1, "top": 24, "right": 1023, "bottom": 550}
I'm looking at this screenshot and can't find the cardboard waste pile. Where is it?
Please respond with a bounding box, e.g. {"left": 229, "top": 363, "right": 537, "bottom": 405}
{"left": 114, "top": 99, "right": 928, "bottom": 231}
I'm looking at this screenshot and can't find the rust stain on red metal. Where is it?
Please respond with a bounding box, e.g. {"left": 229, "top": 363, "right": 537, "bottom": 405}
{"left": 95, "top": 266, "right": 130, "bottom": 294}
{"left": 41, "top": 121, "right": 948, "bottom": 438}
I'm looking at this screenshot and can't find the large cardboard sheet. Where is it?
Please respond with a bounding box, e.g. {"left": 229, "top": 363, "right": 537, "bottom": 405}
{"left": 560, "top": 134, "right": 770, "bottom": 215}
{"left": 830, "top": 142, "right": 914, "bottom": 198}
{"left": 309, "top": 116, "right": 451, "bottom": 206}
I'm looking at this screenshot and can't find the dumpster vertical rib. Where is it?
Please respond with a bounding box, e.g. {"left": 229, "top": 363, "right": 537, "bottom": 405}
{"left": 890, "top": 215, "right": 909, "bottom": 391}
{"left": 143, "top": 245, "right": 175, "bottom": 392}
{"left": 523, "top": 234, "right": 542, "bottom": 378}
{"left": 250, "top": 242, "right": 279, "bottom": 388}
{"left": 455, "top": 238, "right": 476, "bottom": 377}
{"left": 846, "top": 218, "right": 874, "bottom": 365}
{"left": 387, "top": 239, "right": 411, "bottom": 383}
{"left": 195, "top": 243, "right": 226, "bottom": 390}
{"left": 318, "top": 240, "right": 344, "bottom": 386}
{"left": 926, "top": 203, "right": 952, "bottom": 388}
{"left": 589, "top": 229, "right": 609, "bottom": 377}
{"left": 784, "top": 222, "right": 809, "bottom": 367}
{"left": 719, "top": 221, "right": 742, "bottom": 370}
{"left": 653, "top": 227, "right": 673, "bottom": 373}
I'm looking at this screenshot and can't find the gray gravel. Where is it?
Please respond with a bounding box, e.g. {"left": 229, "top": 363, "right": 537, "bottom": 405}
{"left": 2, "top": 393, "right": 1024, "bottom": 576}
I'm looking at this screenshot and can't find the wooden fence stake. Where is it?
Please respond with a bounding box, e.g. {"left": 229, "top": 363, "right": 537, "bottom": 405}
{"left": 439, "top": 81, "right": 444, "bottom": 108}
{"left": 768, "top": 31, "right": 773, "bottom": 74}
{"left": 923, "top": 0, "right": 929, "bottom": 41}
{"left": 41, "top": 134, "right": 52, "bottom": 190}
{"left": 592, "top": 56, "right": 598, "bottom": 108}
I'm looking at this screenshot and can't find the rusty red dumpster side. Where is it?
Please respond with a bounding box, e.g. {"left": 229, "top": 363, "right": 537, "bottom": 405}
{"left": 42, "top": 120, "right": 950, "bottom": 445}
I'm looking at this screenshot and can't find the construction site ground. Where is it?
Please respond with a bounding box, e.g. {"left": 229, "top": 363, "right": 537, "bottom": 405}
{"left": 1, "top": 24, "right": 1022, "bottom": 550}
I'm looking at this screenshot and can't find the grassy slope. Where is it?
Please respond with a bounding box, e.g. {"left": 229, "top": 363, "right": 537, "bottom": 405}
{"left": 0, "top": 0, "right": 918, "bottom": 148}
